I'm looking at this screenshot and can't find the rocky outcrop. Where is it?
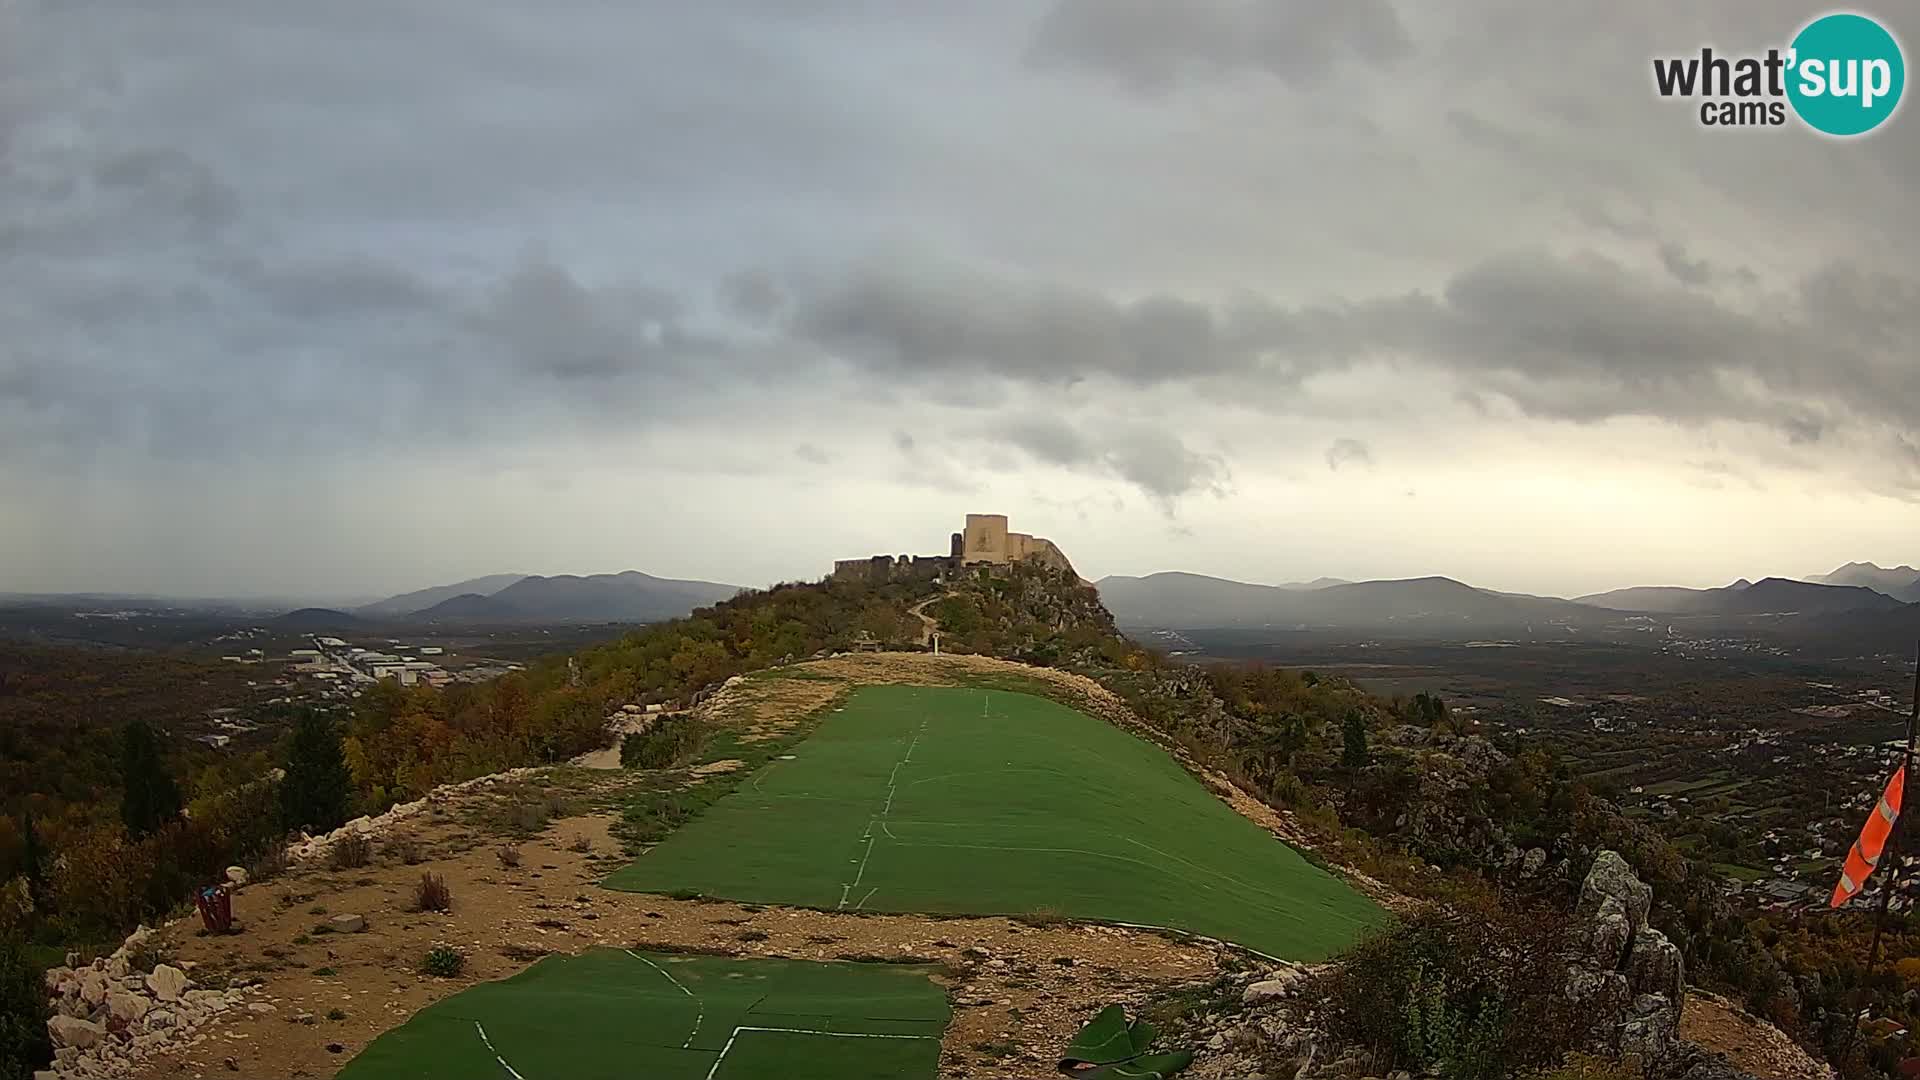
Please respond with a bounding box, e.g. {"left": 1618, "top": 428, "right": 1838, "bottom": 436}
{"left": 42, "top": 925, "right": 266, "bottom": 1079}
{"left": 1573, "top": 850, "right": 1698, "bottom": 1065}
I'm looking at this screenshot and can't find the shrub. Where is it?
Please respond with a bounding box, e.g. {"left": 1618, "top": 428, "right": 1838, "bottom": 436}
{"left": 248, "top": 840, "right": 291, "bottom": 885}
{"left": 414, "top": 873, "right": 452, "bottom": 913}
{"left": 568, "top": 836, "right": 593, "bottom": 854}
{"left": 0, "top": 932, "right": 51, "bottom": 1079}
{"left": 495, "top": 845, "right": 522, "bottom": 869}
{"left": 621, "top": 719, "right": 710, "bottom": 770}
{"left": 384, "top": 836, "right": 423, "bottom": 865}
{"left": 329, "top": 834, "right": 372, "bottom": 871}
{"left": 1308, "top": 901, "right": 1604, "bottom": 1080}
{"left": 420, "top": 945, "right": 465, "bottom": 978}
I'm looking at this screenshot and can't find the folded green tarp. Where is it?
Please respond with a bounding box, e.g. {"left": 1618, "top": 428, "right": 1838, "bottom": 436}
{"left": 1058, "top": 1005, "right": 1194, "bottom": 1079}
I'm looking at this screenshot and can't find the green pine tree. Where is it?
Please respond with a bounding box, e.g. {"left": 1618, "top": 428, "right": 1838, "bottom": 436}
{"left": 0, "top": 932, "right": 51, "bottom": 1079}
{"left": 280, "top": 712, "right": 352, "bottom": 835}
{"left": 119, "top": 720, "right": 183, "bottom": 839}
{"left": 1342, "top": 710, "right": 1370, "bottom": 769}
{"left": 19, "top": 812, "right": 45, "bottom": 912}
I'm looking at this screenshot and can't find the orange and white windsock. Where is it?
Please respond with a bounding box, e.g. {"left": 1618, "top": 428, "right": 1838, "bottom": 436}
{"left": 1832, "top": 765, "right": 1907, "bottom": 908}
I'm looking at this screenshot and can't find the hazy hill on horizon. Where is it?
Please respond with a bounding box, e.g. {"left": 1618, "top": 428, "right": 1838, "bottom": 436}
{"left": 407, "top": 570, "right": 742, "bottom": 624}
{"left": 355, "top": 573, "right": 531, "bottom": 617}
{"left": 1808, "top": 561, "right": 1920, "bottom": 603}
{"left": 1094, "top": 571, "right": 1613, "bottom": 631}
{"left": 1576, "top": 576, "right": 1905, "bottom": 616}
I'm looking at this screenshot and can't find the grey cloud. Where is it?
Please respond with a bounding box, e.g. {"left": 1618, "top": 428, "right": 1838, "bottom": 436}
{"left": 998, "top": 414, "right": 1096, "bottom": 466}
{"left": 794, "top": 442, "right": 830, "bottom": 464}
{"left": 1326, "top": 438, "right": 1373, "bottom": 471}
{"left": 1029, "top": 0, "right": 1410, "bottom": 91}
{"left": 720, "top": 268, "right": 786, "bottom": 324}
{"left": 790, "top": 262, "right": 1231, "bottom": 385}
{"left": 783, "top": 249, "right": 1920, "bottom": 447}
{"left": 988, "top": 414, "right": 1227, "bottom": 503}
{"left": 93, "top": 147, "right": 239, "bottom": 235}
{"left": 234, "top": 256, "right": 446, "bottom": 320}
{"left": 1657, "top": 242, "right": 1712, "bottom": 286}
{"left": 1105, "top": 427, "right": 1229, "bottom": 504}
{"left": 471, "top": 261, "right": 686, "bottom": 380}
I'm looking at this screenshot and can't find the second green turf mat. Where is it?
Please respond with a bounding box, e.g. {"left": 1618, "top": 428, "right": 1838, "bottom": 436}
{"left": 335, "top": 949, "right": 949, "bottom": 1080}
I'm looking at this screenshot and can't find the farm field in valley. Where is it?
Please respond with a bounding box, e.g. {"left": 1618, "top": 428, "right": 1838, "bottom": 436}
{"left": 605, "top": 684, "right": 1382, "bottom": 960}
{"left": 335, "top": 949, "right": 950, "bottom": 1080}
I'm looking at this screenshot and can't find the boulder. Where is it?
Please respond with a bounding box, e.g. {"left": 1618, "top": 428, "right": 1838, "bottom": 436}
{"left": 329, "top": 913, "right": 367, "bottom": 934}
{"left": 1522, "top": 847, "right": 1547, "bottom": 877}
{"left": 106, "top": 992, "right": 150, "bottom": 1025}
{"left": 1242, "top": 979, "right": 1294, "bottom": 1005}
{"left": 1619, "top": 993, "right": 1680, "bottom": 1060}
{"left": 1579, "top": 850, "right": 1651, "bottom": 930}
{"left": 1587, "top": 894, "right": 1634, "bottom": 969}
{"left": 145, "top": 964, "right": 191, "bottom": 1002}
{"left": 79, "top": 970, "right": 109, "bottom": 1008}
{"left": 1629, "top": 927, "right": 1686, "bottom": 1009}
{"left": 48, "top": 1015, "right": 104, "bottom": 1050}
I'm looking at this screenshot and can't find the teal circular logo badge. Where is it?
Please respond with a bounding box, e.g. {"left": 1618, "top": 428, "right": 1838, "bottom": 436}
{"left": 1787, "top": 12, "right": 1905, "bottom": 136}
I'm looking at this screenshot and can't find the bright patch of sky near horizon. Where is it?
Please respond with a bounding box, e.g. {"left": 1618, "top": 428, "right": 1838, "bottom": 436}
{"left": 3, "top": 1, "right": 1918, "bottom": 601}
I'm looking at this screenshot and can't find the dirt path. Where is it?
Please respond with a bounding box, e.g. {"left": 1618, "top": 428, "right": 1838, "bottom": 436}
{"left": 907, "top": 594, "right": 950, "bottom": 648}
{"left": 1681, "top": 991, "right": 1835, "bottom": 1080}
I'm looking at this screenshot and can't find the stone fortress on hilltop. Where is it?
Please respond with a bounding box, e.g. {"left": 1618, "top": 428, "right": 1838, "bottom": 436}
{"left": 831, "top": 513, "right": 1075, "bottom": 583}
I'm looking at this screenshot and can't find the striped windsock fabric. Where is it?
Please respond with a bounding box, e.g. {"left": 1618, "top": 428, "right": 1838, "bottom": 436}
{"left": 1832, "top": 765, "right": 1906, "bottom": 908}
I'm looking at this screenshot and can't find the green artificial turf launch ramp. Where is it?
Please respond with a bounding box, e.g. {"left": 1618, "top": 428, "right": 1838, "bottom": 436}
{"left": 336, "top": 949, "right": 949, "bottom": 1080}
{"left": 606, "top": 685, "right": 1383, "bottom": 960}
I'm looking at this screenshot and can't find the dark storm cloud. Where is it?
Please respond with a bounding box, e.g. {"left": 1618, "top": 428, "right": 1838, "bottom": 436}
{"left": 1028, "top": 0, "right": 1411, "bottom": 91}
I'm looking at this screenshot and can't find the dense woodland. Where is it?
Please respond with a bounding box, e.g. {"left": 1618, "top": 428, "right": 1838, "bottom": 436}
{"left": 3, "top": 565, "right": 1919, "bottom": 1077}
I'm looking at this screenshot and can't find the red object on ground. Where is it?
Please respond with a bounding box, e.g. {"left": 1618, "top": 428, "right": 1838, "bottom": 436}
{"left": 196, "top": 884, "right": 233, "bottom": 933}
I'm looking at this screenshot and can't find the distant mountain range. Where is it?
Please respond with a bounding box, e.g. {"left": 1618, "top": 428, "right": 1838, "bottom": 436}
{"left": 1809, "top": 562, "right": 1920, "bottom": 603}
{"left": 1098, "top": 566, "right": 1915, "bottom": 633}
{"left": 1095, "top": 572, "right": 1604, "bottom": 631}
{"left": 1575, "top": 577, "right": 1905, "bottom": 616}
{"left": 355, "top": 574, "right": 531, "bottom": 618}
{"left": 391, "top": 571, "right": 742, "bottom": 624}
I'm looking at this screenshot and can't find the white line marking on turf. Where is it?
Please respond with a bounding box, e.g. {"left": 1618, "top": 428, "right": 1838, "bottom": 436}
{"left": 702, "top": 1025, "right": 937, "bottom": 1080}
{"left": 474, "top": 1021, "right": 527, "bottom": 1080}
{"left": 625, "top": 950, "right": 704, "bottom": 1049}
{"left": 855, "top": 885, "right": 879, "bottom": 909}
{"left": 837, "top": 716, "right": 928, "bottom": 907}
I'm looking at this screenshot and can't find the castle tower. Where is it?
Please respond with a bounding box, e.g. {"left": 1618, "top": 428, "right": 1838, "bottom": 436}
{"left": 962, "top": 513, "right": 1010, "bottom": 564}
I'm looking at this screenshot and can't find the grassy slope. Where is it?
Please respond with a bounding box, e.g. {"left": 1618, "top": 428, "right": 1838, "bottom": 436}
{"left": 606, "top": 685, "right": 1383, "bottom": 961}
{"left": 337, "top": 949, "right": 949, "bottom": 1080}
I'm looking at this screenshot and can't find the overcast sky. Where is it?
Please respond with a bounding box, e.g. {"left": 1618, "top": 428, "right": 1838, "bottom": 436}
{"left": 4, "top": 1, "right": 1919, "bottom": 602}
